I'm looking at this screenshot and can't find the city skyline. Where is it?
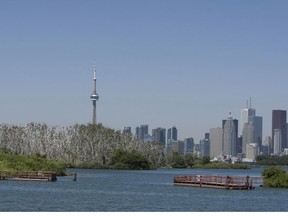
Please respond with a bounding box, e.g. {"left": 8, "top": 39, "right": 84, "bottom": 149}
{"left": 128, "top": 107, "right": 287, "bottom": 159}
{"left": 1, "top": 1, "right": 288, "bottom": 141}
{"left": 125, "top": 105, "right": 278, "bottom": 142}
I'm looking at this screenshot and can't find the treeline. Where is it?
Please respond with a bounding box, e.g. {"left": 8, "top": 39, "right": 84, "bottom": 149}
{"left": 0, "top": 123, "right": 164, "bottom": 168}
{"left": 256, "top": 155, "right": 288, "bottom": 166}
{"left": 0, "top": 148, "right": 153, "bottom": 172}
{"left": 166, "top": 152, "right": 210, "bottom": 168}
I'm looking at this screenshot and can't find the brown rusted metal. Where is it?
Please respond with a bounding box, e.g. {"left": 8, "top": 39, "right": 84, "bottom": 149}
{"left": 174, "top": 175, "right": 261, "bottom": 190}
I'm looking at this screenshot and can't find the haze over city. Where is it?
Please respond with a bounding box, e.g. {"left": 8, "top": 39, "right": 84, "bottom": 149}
{"left": 1, "top": 0, "right": 288, "bottom": 141}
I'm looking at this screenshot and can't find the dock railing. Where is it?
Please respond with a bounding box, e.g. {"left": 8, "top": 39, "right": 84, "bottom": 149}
{"left": 174, "top": 175, "right": 263, "bottom": 189}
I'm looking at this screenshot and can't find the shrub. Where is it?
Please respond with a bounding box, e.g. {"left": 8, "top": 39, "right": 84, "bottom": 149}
{"left": 262, "top": 167, "right": 288, "bottom": 188}
{"left": 167, "top": 152, "right": 186, "bottom": 168}
{"left": 109, "top": 148, "right": 152, "bottom": 170}
{"left": 0, "top": 151, "right": 67, "bottom": 176}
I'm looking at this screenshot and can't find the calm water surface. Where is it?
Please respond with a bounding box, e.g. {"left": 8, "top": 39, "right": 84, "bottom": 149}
{"left": 0, "top": 168, "right": 288, "bottom": 211}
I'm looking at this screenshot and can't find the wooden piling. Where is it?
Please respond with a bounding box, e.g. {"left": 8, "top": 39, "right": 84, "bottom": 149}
{"left": 73, "top": 173, "right": 77, "bottom": 181}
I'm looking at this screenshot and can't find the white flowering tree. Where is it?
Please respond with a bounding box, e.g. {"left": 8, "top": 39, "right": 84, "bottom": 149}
{"left": 0, "top": 123, "right": 165, "bottom": 168}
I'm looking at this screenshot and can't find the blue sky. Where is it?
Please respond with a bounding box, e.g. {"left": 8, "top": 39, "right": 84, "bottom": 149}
{"left": 0, "top": 0, "right": 288, "bottom": 141}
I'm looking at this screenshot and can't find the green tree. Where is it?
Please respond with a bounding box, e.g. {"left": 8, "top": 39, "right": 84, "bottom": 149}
{"left": 201, "top": 156, "right": 211, "bottom": 165}
{"left": 110, "top": 148, "right": 152, "bottom": 170}
{"left": 262, "top": 167, "right": 288, "bottom": 188}
{"left": 184, "top": 154, "right": 195, "bottom": 168}
{"left": 168, "top": 152, "right": 186, "bottom": 168}
{"left": 256, "top": 155, "right": 288, "bottom": 166}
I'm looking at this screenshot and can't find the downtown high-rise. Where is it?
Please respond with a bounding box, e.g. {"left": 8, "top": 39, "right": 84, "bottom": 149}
{"left": 184, "top": 137, "right": 194, "bottom": 155}
{"left": 209, "top": 127, "right": 223, "bottom": 159}
{"left": 240, "top": 102, "right": 256, "bottom": 136}
{"left": 167, "top": 126, "right": 177, "bottom": 142}
{"left": 135, "top": 125, "right": 149, "bottom": 141}
{"left": 240, "top": 101, "right": 262, "bottom": 155}
{"left": 272, "top": 110, "right": 287, "bottom": 153}
{"left": 152, "top": 127, "right": 166, "bottom": 145}
{"left": 242, "top": 121, "right": 255, "bottom": 155}
{"left": 223, "top": 113, "right": 238, "bottom": 156}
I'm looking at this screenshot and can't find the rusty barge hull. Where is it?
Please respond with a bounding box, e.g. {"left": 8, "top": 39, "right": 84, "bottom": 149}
{"left": 174, "top": 175, "right": 256, "bottom": 190}
{"left": 174, "top": 182, "right": 253, "bottom": 190}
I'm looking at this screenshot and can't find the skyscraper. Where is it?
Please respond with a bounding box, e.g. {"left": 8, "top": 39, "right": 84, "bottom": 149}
{"left": 167, "top": 126, "right": 178, "bottom": 142}
{"left": 222, "top": 118, "right": 238, "bottom": 140}
{"left": 223, "top": 113, "right": 237, "bottom": 156}
{"left": 152, "top": 128, "right": 166, "bottom": 145}
{"left": 263, "top": 136, "right": 272, "bottom": 155}
{"left": 200, "top": 137, "right": 210, "bottom": 157}
{"left": 184, "top": 137, "right": 194, "bottom": 155}
{"left": 166, "top": 126, "right": 178, "bottom": 155}
{"left": 171, "top": 140, "right": 185, "bottom": 155}
{"left": 90, "top": 65, "right": 99, "bottom": 124}
{"left": 209, "top": 128, "right": 223, "bottom": 159}
{"left": 250, "top": 116, "right": 263, "bottom": 149}
{"left": 272, "top": 110, "right": 287, "bottom": 151}
{"left": 242, "top": 121, "right": 255, "bottom": 155}
{"left": 240, "top": 100, "right": 262, "bottom": 153}
{"left": 274, "top": 129, "right": 282, "bottom": 155}
{"left": 240, "top": 99, "right": 256, "bottom": 136}
{"left": 123, "top": 127, "right": 132, "bottom": 134}
{"left": 135, "top": 125, "right": 149, "bottom": 141}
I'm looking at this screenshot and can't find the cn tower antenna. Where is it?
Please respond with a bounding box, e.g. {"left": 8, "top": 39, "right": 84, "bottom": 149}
{"left": 93, "top": 61, "right": 96, "bottom": 80}
{"left": 90, "top": 62, "right": 99, "bottom": 124}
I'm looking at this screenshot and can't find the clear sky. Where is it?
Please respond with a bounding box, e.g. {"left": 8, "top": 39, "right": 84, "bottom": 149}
{"left": 1, "top": 0, "right": 288, "bottom": 141}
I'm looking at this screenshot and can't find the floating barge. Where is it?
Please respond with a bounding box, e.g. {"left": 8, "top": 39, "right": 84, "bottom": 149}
{"left": 174, "top": 175, "right": 257, "bottom": 190}
{"left": 0, "top": 171, "right": 57, "bottom": 182}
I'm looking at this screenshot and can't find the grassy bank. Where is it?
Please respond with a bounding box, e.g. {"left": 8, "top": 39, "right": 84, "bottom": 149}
{"left": 0, "top": 151, "right": 67, "bottom": 176}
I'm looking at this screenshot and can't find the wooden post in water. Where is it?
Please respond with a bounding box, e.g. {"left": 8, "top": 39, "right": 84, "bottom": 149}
{"left": 250, "top": 178, "right": 253, "bottom": 190}
{"left": 245, "top": 176, "right": 249, "bottom": 186}
{"left": 73, "top": 173, "right": 77, "bottom": 182}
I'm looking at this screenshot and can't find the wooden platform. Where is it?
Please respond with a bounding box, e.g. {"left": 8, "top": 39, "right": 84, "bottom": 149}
{"left": 174, "top": 175, "right": 257, "bottom": 190}
{"left": 0, "top": 171, "right": 57, "bottom": 182}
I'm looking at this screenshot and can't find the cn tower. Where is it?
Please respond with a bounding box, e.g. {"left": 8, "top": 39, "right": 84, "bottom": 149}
{"left": 90, "top": 65, "right": 99, "bottom": 124}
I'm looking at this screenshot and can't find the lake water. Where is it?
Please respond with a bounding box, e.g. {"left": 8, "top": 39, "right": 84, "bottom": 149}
{"left": 0, "top": 167, "right": 288, "bottom": 212}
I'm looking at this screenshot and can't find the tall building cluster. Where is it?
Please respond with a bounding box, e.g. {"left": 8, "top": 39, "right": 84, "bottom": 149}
{"left": 209, "top": 101, "right": 264, "bottom": 162}
{"left": 208, "top": 101, "right": 288, "bottom": 162}
{"left": 123, "top": 125, "right": 202, "bottom": 157}
{"left": 121, "top": 100, "right": 288, "bottom": 163}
